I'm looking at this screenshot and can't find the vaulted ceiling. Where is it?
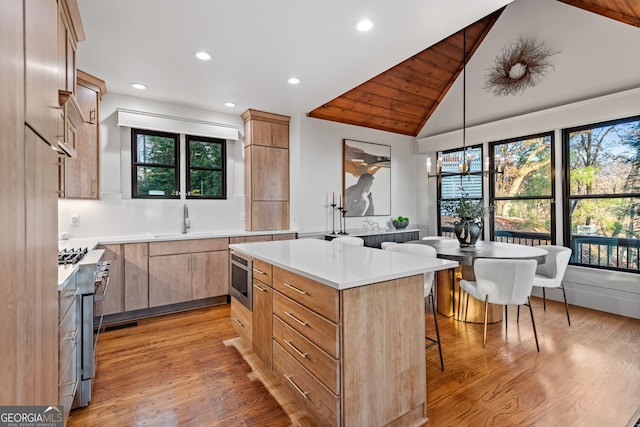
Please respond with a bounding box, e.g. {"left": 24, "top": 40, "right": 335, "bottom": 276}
{"left": 307, "top": 0, "right": 640, "bottom": 137}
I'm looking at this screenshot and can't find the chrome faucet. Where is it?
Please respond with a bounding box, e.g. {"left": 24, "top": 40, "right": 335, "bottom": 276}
{"left": 182, "top": 204, "right": 190, "bottom": 234}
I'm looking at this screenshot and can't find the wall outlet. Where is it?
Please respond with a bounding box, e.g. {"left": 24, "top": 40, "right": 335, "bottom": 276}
{"left": 71, "top": 214, "right": 79, "bottom": 225}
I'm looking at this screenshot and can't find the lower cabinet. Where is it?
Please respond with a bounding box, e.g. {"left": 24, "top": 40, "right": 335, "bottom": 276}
{"left": 231, "top": 297, "right": 252, "bottom": 343}
{"left": 251, "top": 257, "right": 273, "bottom": 369}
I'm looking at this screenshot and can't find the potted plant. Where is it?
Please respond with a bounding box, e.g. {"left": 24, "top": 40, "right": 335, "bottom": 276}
{"left": 392, "top": 215, "right": 410, "bottom": 229}
{"left": 441, "top": 192, "right": 493, "bottom": 247}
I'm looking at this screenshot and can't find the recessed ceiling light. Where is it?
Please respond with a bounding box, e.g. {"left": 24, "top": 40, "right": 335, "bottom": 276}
{"left": 130, "top": 83, "right": 147, "bottom": 90}
{"left": 287, "top": 77, "right": 301, "bottom": 85}
{"left": 195, "top": 51, "right": 211, "bottom": 61}
{"left": 224, "top": 102, "right": 236, "bottom": 108}
{"left": 355, "top": 18, "right": 373, "bottom": 32}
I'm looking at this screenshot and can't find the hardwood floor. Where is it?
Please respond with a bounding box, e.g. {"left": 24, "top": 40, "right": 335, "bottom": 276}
{"left": 67, "top": 299, "right": 640, "bottom": 427}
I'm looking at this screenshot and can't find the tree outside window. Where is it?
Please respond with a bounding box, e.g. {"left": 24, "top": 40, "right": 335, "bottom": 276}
{"left": 186, "top": 135, "right": 226, "bottom": 199}
{"left": 490, "top": 132, "right": 555, "bottom": 245}
{"left": 132, "top": 129, "right": 179, "bottom": 198}
{"left": 564, "top": 116, "right": 640, "bottom": 272}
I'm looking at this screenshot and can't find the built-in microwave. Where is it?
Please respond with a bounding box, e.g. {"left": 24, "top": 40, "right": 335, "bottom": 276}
{"left": 229, "top": 252, "right": 253, "bottom": 311}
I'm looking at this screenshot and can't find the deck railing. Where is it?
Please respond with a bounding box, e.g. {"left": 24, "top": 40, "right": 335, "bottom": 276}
{"left": 440, "top": 227, "right": 639, "bottom": 273}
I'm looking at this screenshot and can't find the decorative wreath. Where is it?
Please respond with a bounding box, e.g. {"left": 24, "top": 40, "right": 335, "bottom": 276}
{"left": 484, "top": 36, "right": 560, "bottom": 96}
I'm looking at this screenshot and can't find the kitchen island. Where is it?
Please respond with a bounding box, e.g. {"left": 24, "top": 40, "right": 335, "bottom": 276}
{"left": 229, "top": 238, "right": 458, "bottom": 427}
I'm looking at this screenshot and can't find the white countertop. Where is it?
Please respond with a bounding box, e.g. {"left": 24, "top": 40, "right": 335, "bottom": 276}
{"left": 230, "top": 239, "right": 459, "bottom": 290}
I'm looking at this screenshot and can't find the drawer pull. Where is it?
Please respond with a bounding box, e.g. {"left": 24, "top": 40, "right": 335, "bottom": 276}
{"left": 284, "top": 339, "right": 308, "bottom": 358}
{"left": 284, "top": 374, "right": 309, "bottom": 399}
{"left": 283, "top": 282, "right": 308, "bottom": 295}
{"left": 253, "top": 268, "right": 267, "bottom": 276}
{"left": 233, "top": 317, "right": 244, "bottom": 327}
{"left": 283, "top": 311, "right": 308, "bottom": 327}
{"left": 253, "top": 284, "right": 267, "bottom": 293}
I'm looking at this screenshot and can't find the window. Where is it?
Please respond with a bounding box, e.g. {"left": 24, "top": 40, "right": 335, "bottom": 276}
{"left": 132, "top": 129, "right": 179, "bottom": 198}
{"left": 563, "top": 116, "right": 640, "bottom": 272}
{"left": 186, "top": 135, "right": 226, "bottom": 199}
{"left": 437, "top": 145, "right": 483, "bottom": 235}
{"left": 490, "top": 132, "right": 555, "bottom": 246}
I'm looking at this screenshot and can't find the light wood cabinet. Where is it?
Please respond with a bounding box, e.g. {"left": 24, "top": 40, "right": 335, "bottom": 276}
{"left": 99, "top": 244, "right": 123, "bottom": 315}
{"left": 242, "top": 109, "right": 290, "bottom": 231}
{"left": 62, "top": 70, "right": 105, "bottom": 199}
{"left": 148, "top": 238, "right": 229, "bottom": 307}
{"left": 231, "top": 298, "right": 252, "bottom": 343}
{"left": 24, "top": 0, "right": 59, "bottom": 147}
{"left": 251, "top": 257, "right": 273, "bottom": 369}
{"left": 124, "top": 243, "right": 149, "bottom": 311}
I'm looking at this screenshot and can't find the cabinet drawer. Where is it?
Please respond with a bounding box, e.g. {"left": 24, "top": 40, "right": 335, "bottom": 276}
{"left": 273, "top": 291, "right": 339, "bottom": 359}
{"left": 149, "top": 238, "right": 228, "bottom": 256}
{"left": 273, "top": 267, "right": 339, "bottom": 323}
{"left": 273, "top": 316, "right": 339, "bottom": 394}
{"left": 58, "top": 282, "right": 78, "bottom": 323}
{"left": 231, "top": 297, "right": 252, "bottom": 343}
{"left": 252, "top": 258, "right": 272, "bottom": 286}
{"left": 273, "top": 341, "right": 339, "bottom": 427}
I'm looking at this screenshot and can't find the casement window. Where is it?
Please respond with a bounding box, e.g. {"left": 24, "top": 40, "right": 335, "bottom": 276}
{"left": 132, "top": 129, "right": 179, "bottom": 198}
{"left": 489, "top": 132, "right": 555, "bottom": 246}
{"left": 131, "top": 129, "right": 228, "bottom": 200}
{"left": 563, "top": 116, "right": 640, "bottom": 272}
{"left": 186, "top": 135, "right": 226, "bottom": 199}
{"left": 437, "top": 145, "right": 483, "bottom": 236}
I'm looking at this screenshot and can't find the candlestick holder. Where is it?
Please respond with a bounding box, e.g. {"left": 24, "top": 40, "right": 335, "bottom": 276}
{"left": 330, "top": 203, "right": 337, "bottom": 234}
{"left": 340, "top": 208, "right": 348, "bottom": 234}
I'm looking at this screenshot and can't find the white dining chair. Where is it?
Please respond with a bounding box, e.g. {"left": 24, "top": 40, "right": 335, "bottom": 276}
{"left": 532, "top": 245, "right": 573, "bottom": 325}
{"left": 460, "top": 258, "right": 540, "bottom": 351}
{"left": 330, "top": 236, "right": 365, "bottom": 246}
{"left": 384, "top": 243, "right": 444, "bottom": 370}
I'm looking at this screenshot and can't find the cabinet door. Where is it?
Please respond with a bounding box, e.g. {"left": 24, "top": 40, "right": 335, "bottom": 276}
{"left": 24, "top": 0, "right": 59, "bottom": 146}
{"left": 64, "top": 82, "right": 99, "bottom": 198}
{"left": 251, "top": 145, "right": 289, "bottom": 201}
{"left": 149, "top": 254, "right": 191, "bottom": 307}
{"left": 124, "top": 243, "right": 149, "bottom": 311}
{"left": 252, "top": 120, "right": 289, "bottom": 148}
{"left": 100, "top": 244, "right": 124, "bottom": 315}
{"left": 252, "top": 280, "right": 273, "bottom": 369}
{"left": 191, "top": 250, "right": 228, "bottom": 300}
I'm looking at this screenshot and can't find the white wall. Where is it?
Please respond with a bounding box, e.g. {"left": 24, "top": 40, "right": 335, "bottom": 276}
{"left": 59, "top": 94, "right": 419, "bottom": 239}
{"left": 417, "top": 87, "right": 640, "bottom": 319}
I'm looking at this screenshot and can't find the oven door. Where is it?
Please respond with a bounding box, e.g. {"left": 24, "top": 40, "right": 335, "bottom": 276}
{"left": 229, "top": 253, "right": 253, "bottom": 311}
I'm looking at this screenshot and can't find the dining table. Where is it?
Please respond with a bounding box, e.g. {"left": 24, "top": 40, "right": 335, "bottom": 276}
{"left": 408, "top": 239, "right": 548, "bottom": 323}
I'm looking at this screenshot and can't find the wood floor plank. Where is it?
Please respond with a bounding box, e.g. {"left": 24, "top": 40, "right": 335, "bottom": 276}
{"left": 68, "top": 299, "right": 640, "bottom": 427}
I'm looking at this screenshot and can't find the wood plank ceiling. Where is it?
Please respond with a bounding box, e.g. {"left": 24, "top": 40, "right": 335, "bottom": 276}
{"left": 307, "top": 1, "right": 640, "bottom": 137}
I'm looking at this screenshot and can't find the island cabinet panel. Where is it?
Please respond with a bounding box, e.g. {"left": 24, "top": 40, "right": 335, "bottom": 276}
{"left": 341, "top": 275, "right": 426, "bottom": 426}
{"left": 273, "top": 266, "right": 339, "bottom": 323}
{"left": 273, "top": 341, "right": 340, "bottom": 427}
{"left": 231, "top": 298, "right": 252, "bottom": 343}
{"left": 272, "top": 316, "right": 340, "bottom": 395}
{"left": 252, "top": 279, "right": 273, "bottom": 368}
{"left": 273, "top": 292, "right": 340, "bottom": 359}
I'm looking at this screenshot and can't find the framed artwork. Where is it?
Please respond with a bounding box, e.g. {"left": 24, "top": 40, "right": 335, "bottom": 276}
{"left": 342, "top": 139, "right": 391, "bottom": 217}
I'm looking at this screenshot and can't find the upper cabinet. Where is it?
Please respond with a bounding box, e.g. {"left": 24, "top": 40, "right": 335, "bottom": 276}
{"left": 242, "top": 109, "right": 291, "bottom": 231}
{"left": 62, "top": 70, "right": 106, "bottom": 199}
{"left": 24, "top": 0, "right": 59, "bottom": 147}
{"left": 56, "top": 0, "right": 85, "bottom": 157}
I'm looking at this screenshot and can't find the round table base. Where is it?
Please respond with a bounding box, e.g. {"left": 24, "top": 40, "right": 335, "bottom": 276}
{"left": 436, "top": 265, "right": 503, "bottom": 324}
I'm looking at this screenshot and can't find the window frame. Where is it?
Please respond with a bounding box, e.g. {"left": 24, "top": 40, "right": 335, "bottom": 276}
{"left": 489, "top": 131, "right": 556, "bottom": 245}
{"left": 185, "top": 135, "right": 227, "bottom": 200}
{"left": 562, "top": 115, "right": 640, "bottom": 273}
{"left": 131, "top": 128, "right": 180, "bottom": 199}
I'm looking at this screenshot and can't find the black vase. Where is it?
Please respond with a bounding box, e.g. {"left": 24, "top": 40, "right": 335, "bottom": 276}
{"left": 454, "top": 217, "right": 481, "bottom": 247}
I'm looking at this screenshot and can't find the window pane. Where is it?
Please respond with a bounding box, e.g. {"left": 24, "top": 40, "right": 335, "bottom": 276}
{"left": 494, "top": 199, "right": 552, "bottom": 244}
{"left": 568, "top": 120, "right": 640, "bottom": 196}
{"left": 189, "top": 139, "right": 223, "bottom": 168}
{"left": 136, "top": 134, "right": 176, "bottom": 165}
{"left": 494, "top": 135, "right": 552, "bottom": 198}
{"left": 189, "top": 170, "right": 224, "bottom": 197}
{"left": 135, "top": 166, "right": 176, "bottom": 196}
{"left": 569, "top": 197, "right": 638, "bottom": 238}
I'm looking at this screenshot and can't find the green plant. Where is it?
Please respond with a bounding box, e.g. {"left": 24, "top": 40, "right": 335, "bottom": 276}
{"left": 441, "top": 192, "right": 494, "bottom": 219}
{"left": 393, "top": 216, "right": 409, "bottom": 222}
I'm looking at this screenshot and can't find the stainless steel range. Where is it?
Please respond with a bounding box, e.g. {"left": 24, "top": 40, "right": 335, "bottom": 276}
{"left": 58, "top": 248, "right": 110, "bottom": 409}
